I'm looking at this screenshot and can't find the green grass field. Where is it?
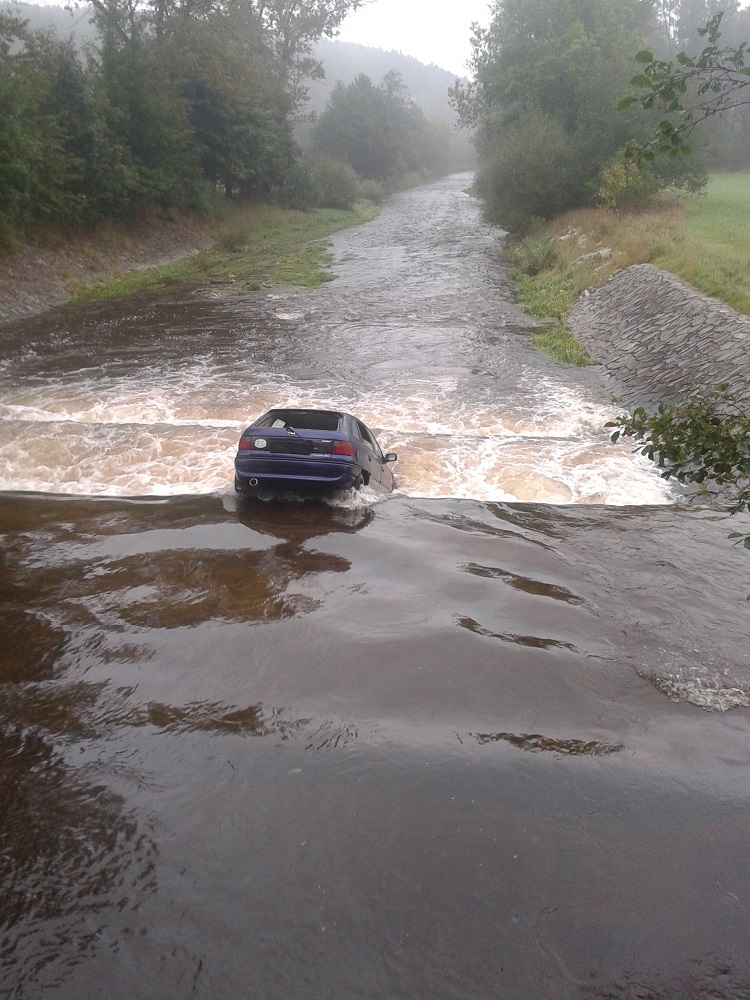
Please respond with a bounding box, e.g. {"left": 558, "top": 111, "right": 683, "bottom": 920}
{"left": 69, "top": 201, "right": 380, "bottom": 304}
{"left": 508, "top": 171, "right": 750, "bottom": 363}
{"left": 653, "top": 172, "right": 750, "bottom": 313}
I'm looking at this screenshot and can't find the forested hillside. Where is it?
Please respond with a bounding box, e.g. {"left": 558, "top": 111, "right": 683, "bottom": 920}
{"left": 5, "top": 1, "right": 97, "bottom": 45}
{"left": 309, "top": 38, "right": 462, "bottom": 125}
{"left": 300, "top": 38, "right": 474, "bottom": 168}
{"left": 0, "top": 1, "right": 467, "bottom": 247}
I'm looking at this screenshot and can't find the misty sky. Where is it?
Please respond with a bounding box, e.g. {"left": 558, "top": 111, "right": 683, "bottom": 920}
{"left": 336, "top": 0, "right": 491, "bottom": 76}
{"left": 27, "top": 0, "right": 491, "bottom": 77}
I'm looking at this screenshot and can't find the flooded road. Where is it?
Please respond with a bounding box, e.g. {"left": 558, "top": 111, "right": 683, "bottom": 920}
{"left": 1, "top": 176, "right": 749, "bottom": 999}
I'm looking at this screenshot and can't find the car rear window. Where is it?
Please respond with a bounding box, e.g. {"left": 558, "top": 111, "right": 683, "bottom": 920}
{"left": 260, "top": 410, "right": 342, "bottom": 432}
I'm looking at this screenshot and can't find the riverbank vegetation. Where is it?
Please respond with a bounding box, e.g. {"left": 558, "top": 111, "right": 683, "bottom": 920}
{"left": 452, "top": 0, "right": 750, "bottom": 232}
{"left": 0, "top": 0, "right": 458, "bottom": 251}
{"left": 507, "top": 171, "right": 750, "bottom": 361}
{"left": 508, "top": 171, "right": 750, "bottom": 553}
{"left": 68, "top": 199, "right": 379, "bottom": 303}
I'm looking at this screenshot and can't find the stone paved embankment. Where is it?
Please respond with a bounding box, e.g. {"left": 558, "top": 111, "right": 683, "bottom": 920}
{"left": 0, "top": 218, "right": 213, "bottom": 328}
{"left": 569, "top": 263, "right": 750, "bottom": 406}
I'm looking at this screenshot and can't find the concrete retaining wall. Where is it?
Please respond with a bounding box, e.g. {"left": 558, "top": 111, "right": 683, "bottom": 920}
{"left": 568, "top": 263, "right": 750, "bottom": 406}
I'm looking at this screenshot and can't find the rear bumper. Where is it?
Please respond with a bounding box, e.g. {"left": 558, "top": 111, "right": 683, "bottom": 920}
{"left": 234, "top": 454, "right": 361, "bottom": 491}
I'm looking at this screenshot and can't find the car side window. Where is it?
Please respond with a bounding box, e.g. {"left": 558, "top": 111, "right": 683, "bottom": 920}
{"left": 356, "top": 420, "right": 374, "bottom": 450}
{"left": 356, "top": 421, "right": 384, "bottom": 458}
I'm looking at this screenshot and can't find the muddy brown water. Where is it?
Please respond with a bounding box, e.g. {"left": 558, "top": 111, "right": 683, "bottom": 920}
{"left": 1, "top": 176, "right": 749, "bottom": 999}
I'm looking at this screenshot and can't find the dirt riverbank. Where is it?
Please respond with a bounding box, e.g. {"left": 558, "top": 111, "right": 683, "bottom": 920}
{"left": 0, "top": 216, "right": 213, "bottom": 327}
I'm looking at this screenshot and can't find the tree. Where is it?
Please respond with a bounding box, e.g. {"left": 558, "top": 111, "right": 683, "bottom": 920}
{"left": 249, "top": 0, "right": 368, "bottom": 108}
{"left": 311, "top": 71, "right": 450, "bottom": 184}
{"left": 621, "top": 10, "right": 750, "bottom": 157}
{"left": 449, "top": 0, "right": 695, "bottom": 230}
{"left": 0, "top": 16, "right": 88, "bottom": 239}
{"left": 159, "top": 6, "right": 297, "bottom": 199}
{"left": 607, "top": 386, "right": 750, "bottom": 557}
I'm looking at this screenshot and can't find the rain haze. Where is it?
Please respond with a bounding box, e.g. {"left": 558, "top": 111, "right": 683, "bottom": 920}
{"left": 336, "top": 0, "right": 491, "bottom": 75}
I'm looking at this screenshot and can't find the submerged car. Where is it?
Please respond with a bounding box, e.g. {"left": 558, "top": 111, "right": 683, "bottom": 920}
{"left": 234, "top": 407, "right": 397, "bottom": 496}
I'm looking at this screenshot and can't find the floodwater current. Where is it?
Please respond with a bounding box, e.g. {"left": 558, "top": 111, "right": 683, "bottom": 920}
{"left": 1, "top": 175, "right": 749, "bottom": 999}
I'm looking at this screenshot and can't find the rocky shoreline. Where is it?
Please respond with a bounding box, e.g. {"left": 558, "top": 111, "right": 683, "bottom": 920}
{"left": 0, "top": 216, "right": 213, "bottom": 328}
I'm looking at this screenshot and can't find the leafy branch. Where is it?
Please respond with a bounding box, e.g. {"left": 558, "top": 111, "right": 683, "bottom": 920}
{"left": 620, "top": 12, "right": 750, "bottom": 159}
{"left": 607, "top": 386, "right": 750, "bottom": 555}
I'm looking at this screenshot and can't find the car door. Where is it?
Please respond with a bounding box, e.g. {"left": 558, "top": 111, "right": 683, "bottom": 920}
{"left": 356, "top": 419, "right": 387, "bottom": 487}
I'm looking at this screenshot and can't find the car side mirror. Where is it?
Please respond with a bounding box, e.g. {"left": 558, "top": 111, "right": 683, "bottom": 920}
{"left": 384, "top": 453, "right": 398, "bottom": 463}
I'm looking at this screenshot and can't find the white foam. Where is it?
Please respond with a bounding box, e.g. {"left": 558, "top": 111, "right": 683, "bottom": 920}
{"left": 0, "top": 367, "right": 676, "bottom": 503}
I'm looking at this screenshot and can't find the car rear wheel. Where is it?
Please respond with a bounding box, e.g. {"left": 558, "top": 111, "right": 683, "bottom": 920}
{"left": 352, "top": 474, "right": 364, "bottom": 490}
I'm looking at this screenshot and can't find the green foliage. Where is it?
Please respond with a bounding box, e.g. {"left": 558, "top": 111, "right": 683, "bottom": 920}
{"left": 506, "top": 229, "right": 560, "bottom": 275}
{"left": 623, "top": 12, "right": 750, "bottom": 159}
{"left": 508, "top": 234, "right": 594, "bottom": 366}
{"left": 598, "top": 158, "right": 656, "bottom": 210}
{"left": 0, "top": 0, "right": 362, "bottom": 241}
{"left": 531, "top": 323, "right": 594, "bottom": 367}
{"left": 476, "top": 112, "right": 585, "bottom": 231}
{"left": 357, "top": 178, "right": 386, "bottom": 204}
{"left": 311, "top": 71, "right": 452, "bottom": 185}
{"left": 307, "top": 155, "right": 361, "bottom": 209}
{"left": 607, "top": 386, "right": 750, "bottom": 553}
{"left": 453, "top": 0, "right": 702, "bottom": 231}
{"left": 278, "top": 157, "right": 316, "bottom": 210}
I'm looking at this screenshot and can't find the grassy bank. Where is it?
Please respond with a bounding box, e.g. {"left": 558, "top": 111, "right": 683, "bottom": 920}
{"left": 508, "top": 172, "right": 750, "bottom": 364}
{"left": 69, "top": 201, "right": 380, "bottom": 304}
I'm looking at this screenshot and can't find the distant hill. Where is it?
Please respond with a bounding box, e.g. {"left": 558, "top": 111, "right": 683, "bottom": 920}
{"left": 3, "top": 1, "right": 98, "bottom": 47}
{"left": 308, "top": 38, "right": 465, "bottom": 127}
{"left": 3, "top": 3, "right": 475, "bottom": 163}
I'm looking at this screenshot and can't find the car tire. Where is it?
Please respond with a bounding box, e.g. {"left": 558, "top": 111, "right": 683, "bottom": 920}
{"left": 352, "top": 474, "right": 364, "bottom": 490}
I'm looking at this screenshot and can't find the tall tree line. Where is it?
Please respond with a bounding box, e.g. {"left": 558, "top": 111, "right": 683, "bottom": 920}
{"left": 310, "top": 70, "right": 454, "bottom": 184}
{"left": 451, "top": 0, "right": 750, "bottom": 232}
{"left": 0, "top": 0, "right": 365, "bottom": 243}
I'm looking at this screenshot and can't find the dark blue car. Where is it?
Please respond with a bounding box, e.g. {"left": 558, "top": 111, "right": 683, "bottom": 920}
{"left": 234, "top": 407, "right": 398, "bottom": 496}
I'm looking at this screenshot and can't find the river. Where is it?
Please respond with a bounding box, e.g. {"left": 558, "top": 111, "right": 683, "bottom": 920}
{"left": 1, "top": 175, "right": 748, "bottom": 999}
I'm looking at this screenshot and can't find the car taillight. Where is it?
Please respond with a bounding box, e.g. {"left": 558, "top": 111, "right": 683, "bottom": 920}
{"left": 238, "top": 435, "right": 269, "bottom": 451}
{"left": 332, "top": 440, "right": 354, "bottom": 456}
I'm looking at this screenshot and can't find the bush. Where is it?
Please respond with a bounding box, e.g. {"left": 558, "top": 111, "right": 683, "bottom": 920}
{"left": 280, "top": 157, "right": 316, "bottom": 210}
{"left": 476, "top": 112, "right": 586, "bottom": 233}
{"left": 597, "top": 160, "right": 656, "bottom": 211}
{"left": 358, "top": 178, "right": 386, "bottom": 204}
{"left": 308, "top": 156, "right": 361, "bottom": 210}
{"left": 507, "top": 226, "right": 560, "bottom": 275}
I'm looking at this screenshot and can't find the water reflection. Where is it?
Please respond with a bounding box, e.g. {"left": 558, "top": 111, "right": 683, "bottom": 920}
{"left": 456, "top": 614, "right": 581, "bottom": 652}
{"left": 469, "top": 730, "right": 624, "bottom": 755}
{"left": 0, "top": 611, "right": 66, "bottom": 684}
{"left": 234, "top": 494, "right": 375, "bottom": 540}
{"left": 0, "top": 495, "right": 375, "bottom": 640}
{"left": 0, "top": 727, "right": 156, "bottom": 996}
{"left": 137, "top": 699, "right": 308, "bottom": 738}
{"left": 462, "top": 561, "right": 584, "bottom": 603}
